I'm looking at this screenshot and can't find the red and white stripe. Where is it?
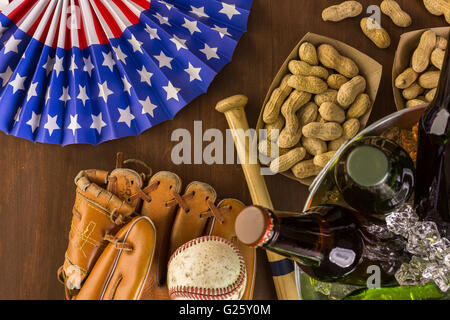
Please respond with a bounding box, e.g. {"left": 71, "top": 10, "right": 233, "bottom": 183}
{"left": 2, "top": 0, "right": 151, "bottom": 49}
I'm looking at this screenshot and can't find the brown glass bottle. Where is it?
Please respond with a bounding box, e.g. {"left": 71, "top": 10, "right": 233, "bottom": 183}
{"left": 415, "top": 34, "right": 450, "bottom": 236}
{"left": 235, "top": 205, "right": 409, "bottom": 286}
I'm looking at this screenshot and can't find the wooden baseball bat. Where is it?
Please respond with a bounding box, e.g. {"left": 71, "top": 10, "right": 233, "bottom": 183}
{"left": 216, "top": 95, "right": 299, "bottom": 300}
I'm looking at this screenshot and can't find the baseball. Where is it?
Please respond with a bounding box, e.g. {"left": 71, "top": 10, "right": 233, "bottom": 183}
{"left": 167, "top": 236, "right": 247, "bottom": 300}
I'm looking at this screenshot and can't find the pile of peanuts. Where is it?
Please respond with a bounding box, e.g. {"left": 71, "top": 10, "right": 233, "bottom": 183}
{"left": 259, "top": 42, "right": 371, "bottom": 181}
{"left": 395, "top": 29, "right": 447, "bottom": 108}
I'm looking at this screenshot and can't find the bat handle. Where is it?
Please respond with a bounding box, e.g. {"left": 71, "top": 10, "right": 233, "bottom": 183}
{"left": 216, "top": 95, "right": 299, "bottom": 300}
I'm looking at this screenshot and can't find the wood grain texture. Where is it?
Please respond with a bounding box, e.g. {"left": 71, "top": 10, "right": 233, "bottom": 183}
{"left": 0, "top": 0, "right": 446, "bottom": 300}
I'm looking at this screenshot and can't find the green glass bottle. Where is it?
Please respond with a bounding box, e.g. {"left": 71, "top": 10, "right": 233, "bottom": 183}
{"left": 334, "top": 136, "right": 415, "bottom": 215}
{"left": 343, "top": 283, "right": 445, "bottom": 300}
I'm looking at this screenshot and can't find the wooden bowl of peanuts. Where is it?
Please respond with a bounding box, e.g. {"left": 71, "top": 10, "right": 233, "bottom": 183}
{"left": 257, "top": 32, "right": 382, "bottom": 186}
{"left": 393, "top": 27, "right": 450, "bottom": 110}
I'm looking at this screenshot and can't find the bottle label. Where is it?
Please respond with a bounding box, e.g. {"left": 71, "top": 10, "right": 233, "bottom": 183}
{"left": 430, "top": 109, "right": 450, "bottom": 136}
{"left": 329, "top": 247, "right": 356, "bottom": 268}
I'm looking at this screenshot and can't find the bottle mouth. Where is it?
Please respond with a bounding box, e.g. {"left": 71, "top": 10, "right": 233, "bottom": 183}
{"left": 234, "top": 206, "right": 274, "bottom": 247}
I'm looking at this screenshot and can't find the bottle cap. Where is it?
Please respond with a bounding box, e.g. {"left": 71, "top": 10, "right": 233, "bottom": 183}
{"left": 235, "top": 206, "right": 275, "bottom": 247}
{"left": 346, "top": 145, "right": 389, "bottom": 187}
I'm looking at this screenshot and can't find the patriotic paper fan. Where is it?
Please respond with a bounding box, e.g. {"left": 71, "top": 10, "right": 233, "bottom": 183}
{"left": 0, "top": 0, "right": 253, "bottom": 145}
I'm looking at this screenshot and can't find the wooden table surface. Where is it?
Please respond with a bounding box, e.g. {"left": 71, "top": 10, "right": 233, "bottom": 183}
{"left": 0, "top": 0, "right": 446, "bottom": 300}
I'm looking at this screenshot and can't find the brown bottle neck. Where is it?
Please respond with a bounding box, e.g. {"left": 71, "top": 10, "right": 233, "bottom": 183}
{"left": 431, "top": 34, "right": 450, "bottom": 110}
{"left": 259, "top": 208, "right": 328, "bottom": 266}
{"left": 253, "top": 208, "right": 278, "bottom": 247}
{"left": 235, "top": 206, "right": 331, "bottom": 262}
{"left": 258, "top": 209, "right": 322, "bottom": 250}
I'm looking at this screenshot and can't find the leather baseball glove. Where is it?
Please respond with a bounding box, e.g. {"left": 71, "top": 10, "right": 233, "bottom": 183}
{"left": 57, "top": 154, "right": 152, "bottom": 299}
{"left": 58, "top": 153, "right": 256, "bottom": 300}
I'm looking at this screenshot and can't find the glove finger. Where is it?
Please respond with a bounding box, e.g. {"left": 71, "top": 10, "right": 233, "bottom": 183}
{"left": 74, "top": 169, "right": 109, "bottom": 186}
{"left": 107, "top": 153, "right": 154, "bottom": 211}
{"left": 168, "top": 181, "right": 217, "bottom": 258}
{"left": 205, "top": 199, "right": 257, "bottom": 300}
{"left": 107, "top": 168, "right": 144, "bottom": 210}
{"left": 140, "top": 171, "right": 182, "bottom": 300}
{"left": 75, "top": 216, "right": 156, "bottom": 300}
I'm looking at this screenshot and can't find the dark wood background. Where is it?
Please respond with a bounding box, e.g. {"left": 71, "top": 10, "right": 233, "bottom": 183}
{"left": 0, "top": 0, "right": 445, "bottom": 300}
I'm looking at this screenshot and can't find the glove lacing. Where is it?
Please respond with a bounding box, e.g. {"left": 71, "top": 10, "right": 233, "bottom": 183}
{"left": 200, "top": 200, "right": 232, "bottom": 224}
{"left": 103, "top": 234, "right": 133, "bottom": 252}
{"left": 133, "top": 180, "right": 232, "bottom": 224}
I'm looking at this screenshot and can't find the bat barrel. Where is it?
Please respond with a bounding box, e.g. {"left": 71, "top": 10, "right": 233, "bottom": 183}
{"left": 216, "top": 95, "right": 299, "bottom": 300}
